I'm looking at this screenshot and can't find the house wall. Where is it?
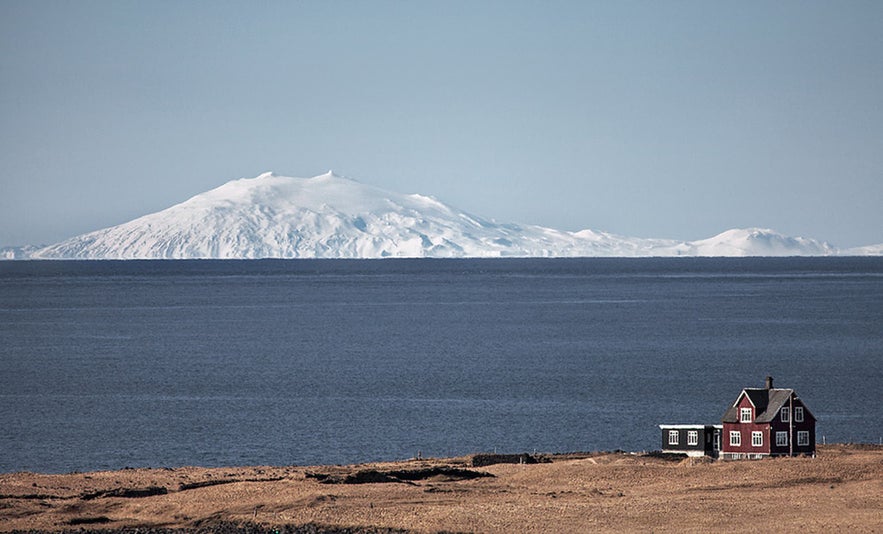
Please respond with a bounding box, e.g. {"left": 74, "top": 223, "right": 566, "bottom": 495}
{"left": 660, "top": 426, "right": 721, "bottom": 457}
{"left": 768, "top": 397, "right": 816, "bottom": 455}
{"left": 722, "top": 422, "right": 770, "bottom": 455}
{"left": 722, "top": 396, "right": 771, "bottom": 455}
{"left": 660, "top": 427, "right": 707, "bottom": 454}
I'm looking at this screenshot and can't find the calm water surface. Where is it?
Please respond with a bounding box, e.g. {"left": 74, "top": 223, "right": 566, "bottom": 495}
{"left": 1, "top": 258, "right": 881, "bottom": 473}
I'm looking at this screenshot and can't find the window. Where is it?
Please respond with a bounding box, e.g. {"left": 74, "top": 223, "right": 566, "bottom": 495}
{"left": 795, "top": 407, "right": 804, "bottom": 422}
{"left": 780, "top": 407, "right": 790, "bottom": 422}
{"left": 730, "top": 431, "right": 741, "bottom": 447}
{"left": 687, "top": 430, "right": 699, "bottom": 446}
{"left": 740, "top": 407, "right": 752, "bottom": 423}
{"left": 668, "top": 430, "right": 679, "bottom": 445}
{"left": 776, "top": 431, "right": 789, "bottom": 447}
{"left": 797, "top": 431, "right": 810, "bottom": 446}
{"left": 752, "top": 431, "right": 763, "bottom": 447}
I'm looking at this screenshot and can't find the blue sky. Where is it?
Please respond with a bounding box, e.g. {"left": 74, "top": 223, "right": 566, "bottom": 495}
{"left": 1, "top": 1, "right": 881, "bottom": 248}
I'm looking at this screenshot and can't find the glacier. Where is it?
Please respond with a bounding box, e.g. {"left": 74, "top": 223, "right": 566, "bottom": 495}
{"left": 12, "top": 171, "right": 871, "bottom": 259}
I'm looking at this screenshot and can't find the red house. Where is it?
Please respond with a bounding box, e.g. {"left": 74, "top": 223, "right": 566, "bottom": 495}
{"left": 720, "top": 376, "right": 816, "bottom": 460}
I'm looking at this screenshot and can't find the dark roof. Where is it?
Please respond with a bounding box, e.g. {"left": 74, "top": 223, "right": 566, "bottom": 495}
{"left": 721, "top": 388, "right": 797, "bottom": 423}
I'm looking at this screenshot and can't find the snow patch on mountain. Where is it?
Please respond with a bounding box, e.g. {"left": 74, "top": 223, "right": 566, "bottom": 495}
{"left": 19, "top": 171, "right": 871, "bottom": 259}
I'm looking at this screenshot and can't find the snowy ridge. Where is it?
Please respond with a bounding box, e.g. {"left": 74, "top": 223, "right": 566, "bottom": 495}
{"left": 23, "top": 171, "right": 865, "bottom": 259}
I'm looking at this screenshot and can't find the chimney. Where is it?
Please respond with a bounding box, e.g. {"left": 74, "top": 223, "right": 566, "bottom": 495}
{"left": 765, "top": 376, "right": 774, "bottom": 390}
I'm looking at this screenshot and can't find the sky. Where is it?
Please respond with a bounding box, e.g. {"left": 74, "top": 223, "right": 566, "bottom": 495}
{"left": 1, "top": 1, "right": 882, "bottom": 249}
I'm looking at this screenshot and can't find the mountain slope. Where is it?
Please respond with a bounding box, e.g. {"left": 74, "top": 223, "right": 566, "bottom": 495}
{"left": 30, "top": 172, "right": 840, "bottom": 259}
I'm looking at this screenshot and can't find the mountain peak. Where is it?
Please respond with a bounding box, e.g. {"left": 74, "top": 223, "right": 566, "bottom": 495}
{"left": 252, "top": 170, "right": 346, "bottom": 181}
{"left": 314, "top": 170, "right": 352, "bottom": 181}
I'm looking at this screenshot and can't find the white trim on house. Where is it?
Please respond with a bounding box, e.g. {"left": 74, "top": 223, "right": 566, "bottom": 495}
{"left": 732, "top": 390, "right": 757, "bottom": 409}
{"left": 740, "top": 407, "right": 752, "bottom": 422}
{"left": 721, "top": 452, "right": 767, "bottom": 460}
{"left": 730, "top": 431, "right": 741, "bottom": 447}
{"left": 795, "top": 406, "right": 804, "bottom": 422}
{"left": 780, "top": 406, "right": 790, "bottom": 422}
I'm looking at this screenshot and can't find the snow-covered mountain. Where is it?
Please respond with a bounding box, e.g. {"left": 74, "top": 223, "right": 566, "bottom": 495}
{"left": 23, "top": 171, "right": 849, "bottom": 259}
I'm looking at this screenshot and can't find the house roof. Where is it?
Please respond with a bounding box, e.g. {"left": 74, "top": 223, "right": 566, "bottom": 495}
{"left": 721, "top": 387, "right": 801, "bottom": 423}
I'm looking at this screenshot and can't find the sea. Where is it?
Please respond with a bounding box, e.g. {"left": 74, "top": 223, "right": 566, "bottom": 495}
{"left": 1, "top": 257, "right": 881, "bottom": 474}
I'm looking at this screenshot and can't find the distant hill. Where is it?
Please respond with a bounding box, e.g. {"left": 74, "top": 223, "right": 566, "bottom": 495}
{"left": 840, "top": 243, "right": 883, "bottom": 256}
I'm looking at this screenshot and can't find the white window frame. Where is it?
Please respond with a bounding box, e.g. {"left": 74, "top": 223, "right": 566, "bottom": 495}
{"left": 780, "top": 407, "right": 790, "bottom": 422}
{"left": 668, "top": 430, "right": 679, "bottom": 445}
{"left": 751, "top": 431, "right": 763, "bottom": 447}
{"left": 797, "top": 431, "right": 810, "bottom": 446}
{"left": 795, "top": 406, "right": 804, "bottom": 422}
{"left": 687, "top": 430, "right": 699, "bottom": 446}
{"left": 729, "top": 431, "right": 741, "bottom": 447}
{"left": 740, "top": 407, "right": 752, "bottom": 423}
{"left": 776, "top": 431, "right": 788, "bottom": 447}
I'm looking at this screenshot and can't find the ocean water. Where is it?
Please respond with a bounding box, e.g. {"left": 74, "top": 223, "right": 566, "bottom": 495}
{"left": 1, "top": 257, "right": 881, "bottom": 473}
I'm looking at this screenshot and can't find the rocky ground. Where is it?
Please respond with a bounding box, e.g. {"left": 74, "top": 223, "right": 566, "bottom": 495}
{"left": 1, "top": 444, "right": 881, "bottom": 533}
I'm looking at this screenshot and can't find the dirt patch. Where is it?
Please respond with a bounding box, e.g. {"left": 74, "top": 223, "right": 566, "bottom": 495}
{"left": 0, "top": 493, "right": 67, "bottom": 501}
{"left": 305, "top": 467, "right": 492, "bottom": 485}
{"left": 81, "top": 486, "right": 169, "bottom": 500}
{"left": 471, "top": 453, "right": 549, "bottom": 467}
{"left": 67, "top": 515, "right": 112, "bottom": 525}
{"left": 178, "top": 477, "right": 285, "bottom": 492}
{"left": 642, "top": 451, "right": 693, "bottom": 462}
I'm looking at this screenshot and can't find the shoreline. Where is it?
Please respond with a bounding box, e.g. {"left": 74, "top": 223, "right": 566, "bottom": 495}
{"left": 2, "top": 444, "right": 882, "bottom": 533}
{"left": 4, "top": 443, "right": 879, "bottom": 478}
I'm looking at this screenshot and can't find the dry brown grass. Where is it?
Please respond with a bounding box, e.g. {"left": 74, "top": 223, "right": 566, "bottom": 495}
{"left": 1, "top": 444, "right": 881, "bottom": 533}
